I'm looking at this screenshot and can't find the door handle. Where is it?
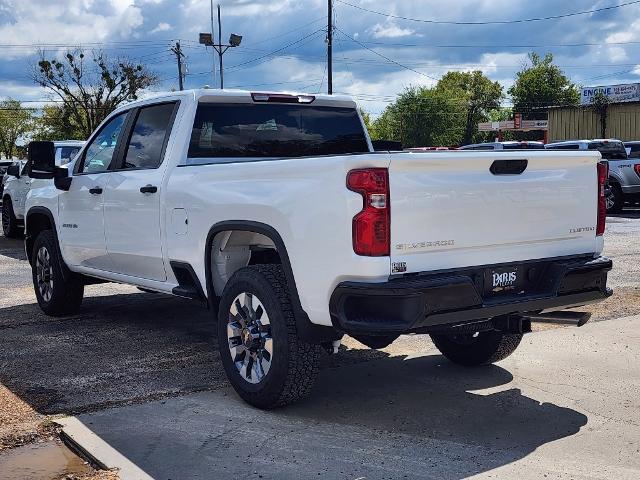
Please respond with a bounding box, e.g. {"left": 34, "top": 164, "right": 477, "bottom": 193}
{"left": 140, "top": 185, "right": 158, "bottom": 194}
{"left": 89, "top": 187, "right": 103, "bottom": 195}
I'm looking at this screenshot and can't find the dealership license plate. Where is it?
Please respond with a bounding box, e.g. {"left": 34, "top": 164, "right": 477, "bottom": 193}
{"left": 484, "top": 266, "right": 524, "bottom": 295}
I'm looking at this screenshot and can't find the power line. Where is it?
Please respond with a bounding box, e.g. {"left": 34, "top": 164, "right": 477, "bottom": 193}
{"left": 336, "top": 27, "right": 439, "bottom": 80}
{"left": 335, "top": 0, "right": 640, "bottom": 25}
{"left": 341, "top": 39, "right": 640, "bottom": 49}
{"left": 225, "top": 28, "right": 326, "bottom": 70}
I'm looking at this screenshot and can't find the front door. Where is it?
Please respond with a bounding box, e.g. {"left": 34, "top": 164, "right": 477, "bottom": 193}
{"left": 103, "top": 102, "right": 178, "bottom": 281}
{"left": 58, "top": 112, "right": 128, "bottom": 270}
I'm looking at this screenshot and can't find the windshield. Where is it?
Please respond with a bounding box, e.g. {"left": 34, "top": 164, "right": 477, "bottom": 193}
{"left": 187, "top": 103, "right": 369, "bottom": 161}
{"left": 588, "top": 142, "right": 628, "bottom": 160}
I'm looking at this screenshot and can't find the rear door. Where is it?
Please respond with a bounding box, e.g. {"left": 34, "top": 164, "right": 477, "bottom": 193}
{"left": 388, "top": 150, "right": 601, "bottom": 274}
{"left": 59, "top": 112, "right": 129, "bottom": 270}
{"left": 103, "top": 102, "right": 178, "bottom": 281}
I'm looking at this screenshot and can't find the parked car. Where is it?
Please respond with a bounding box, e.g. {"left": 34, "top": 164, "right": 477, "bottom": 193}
{"left": 2, "top": 141, "right": 83, "bottom": 237}
{"left": 624, "top": 141, "right": 640, "bottom": 159}
{"left": 545, "top": 139, "right": 636, "bottom": 213}
{"left": 24, "top": 89, "right": 612, "bottom": 408}
{"left": 459, "top": 141, "right": 545, "bottom": 150}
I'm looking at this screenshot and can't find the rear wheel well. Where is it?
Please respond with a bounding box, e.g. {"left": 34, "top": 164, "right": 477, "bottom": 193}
{"left": 209, "top": 229, "right": 282, "bottom": 297}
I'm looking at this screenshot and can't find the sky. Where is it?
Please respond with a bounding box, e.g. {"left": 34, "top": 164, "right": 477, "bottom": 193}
{"left": 1, "top": 0, "right": 640, "bottom": 116}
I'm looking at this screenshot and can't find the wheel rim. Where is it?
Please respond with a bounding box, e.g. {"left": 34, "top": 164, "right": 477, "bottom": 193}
{"left": 2, "top": 203, "right": 10, "bottom": 233}
{"left": 36, "top": 246, "right": 54, "bottom": 302}
{"left": 605, "top": 188, "right": 615, "bottom": 210}
{"left": 227, "top": 292, "right": 273, "bottom": 384}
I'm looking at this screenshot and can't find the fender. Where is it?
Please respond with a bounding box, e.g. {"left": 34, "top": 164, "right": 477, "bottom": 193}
{"left": 205, "top": 220, "right": 340, "bottom": 344}
{"left": 24, "top": 207, "right": 73, "bottom": 279}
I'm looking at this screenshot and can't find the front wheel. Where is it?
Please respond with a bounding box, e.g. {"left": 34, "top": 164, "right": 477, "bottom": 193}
{"left": 430, "top": 330, "right": 522, "bottom": 367}
{"left": 217, "top": 264, "right": 322, "bottom": 409}
{"left": 2, "top": 198, "right": 20, "bottom": 238}
{"left": 31, "top": 230, "right": 84, "bottom": 316}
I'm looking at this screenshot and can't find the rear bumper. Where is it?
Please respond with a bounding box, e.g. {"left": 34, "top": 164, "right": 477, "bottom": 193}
{"left": 329, "top": 255, "right": 612, "bottom": 335}
{"left": 622, "top": 184, "right": 640, "bottom": 194}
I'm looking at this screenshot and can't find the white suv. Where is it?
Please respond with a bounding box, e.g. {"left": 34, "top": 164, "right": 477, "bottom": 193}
{"left": 2, "top": 141, "right": 83, "bottom": 237}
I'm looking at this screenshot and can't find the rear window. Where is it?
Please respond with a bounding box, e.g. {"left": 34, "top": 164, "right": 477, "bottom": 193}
{"left": 187, "top": 103, "right": 369, "bottom": 161}
{"left": 503, "top": 143, "right": 545, "bottom": 150}
{"left": 546, "top": 144, "right": 579, "bottom": 150}
{"left": 588, "top": 142, "right": 627, "bottom": 160}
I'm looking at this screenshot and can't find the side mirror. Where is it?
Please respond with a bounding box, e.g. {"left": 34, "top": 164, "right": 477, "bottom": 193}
{"left": 28, "top": 141, "right": 56, "bottom": 179}
{"left": 372, "top": 140, "right": 403, "bottom": 152}
{"left": 6, "top": 164, "right": 20, "bottom": 178}
{"left": 54, "top": 167, "right": 72, "bottom": 191}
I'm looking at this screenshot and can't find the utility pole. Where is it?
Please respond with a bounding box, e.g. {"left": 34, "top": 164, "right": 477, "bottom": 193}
{"left": 327, "top": 0, "right": 333, "bottom": 95}
{"left": 171, "top": 42, "right": 185, "bottom": 90}
{"left": 210, "top": 0, "right": 217, "bottom": 85}
{"left": 218, "top": 4, "right": 224, "bottom": 89}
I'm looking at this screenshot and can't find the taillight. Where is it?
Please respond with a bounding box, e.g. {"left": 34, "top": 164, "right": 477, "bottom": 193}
{"left": 347, "top": 168, "right": 390, "bottom": 256}
{"left": 634, "top": 164, "right": 640, "bottom": 179}
{"left": 597, "top": 161, "right": 607, "bottom": 236}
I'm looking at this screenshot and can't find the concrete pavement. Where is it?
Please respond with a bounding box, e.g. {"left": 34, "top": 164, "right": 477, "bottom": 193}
{"left": 63, "top": 315, "right": 640, "bottom": 480}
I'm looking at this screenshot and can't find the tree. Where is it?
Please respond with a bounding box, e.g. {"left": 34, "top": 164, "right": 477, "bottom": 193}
{"left": 508, "top": 52, "right": 580, "bottom": 119}
{"left": 32, "top": 101, "right": 85, "bottom": 141}
{"left": 32, "top": 49, "right": 158, "bottom": 138}
{"left": 436, "top": 71, "right": 504, "bottom": 145}
{"left": 0, "top": 99, "right": 34, "bottom": 159}
{"left": 371, "top": 86, "right": 466, "bottom": 147}
{"left": 588, "top": 91, "right": 610, "bottom": 138}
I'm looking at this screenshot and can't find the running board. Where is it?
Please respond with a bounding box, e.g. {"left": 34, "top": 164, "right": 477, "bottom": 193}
{"left": 526, "top": 311, "right": 592, "bottom": 327}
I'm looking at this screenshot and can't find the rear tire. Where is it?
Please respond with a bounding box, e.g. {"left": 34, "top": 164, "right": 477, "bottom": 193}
{"left": 606, "top": 183, "right": 624, "bottom": 214}
{"left": 2, "top": 198, "right": 20, "bottom": 238}
{"left": 217, "top": 264, "right": 322, "bottom": 409}
{"left": 31, "top": 230, "right": 84, "bottom": 316}
{"left": 430, "top": 330, "right": 522, "bottom": 367}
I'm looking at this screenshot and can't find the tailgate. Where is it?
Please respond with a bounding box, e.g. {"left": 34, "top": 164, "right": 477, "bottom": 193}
{"left": 389, "top": 151, "right": 602, "bottom": 274}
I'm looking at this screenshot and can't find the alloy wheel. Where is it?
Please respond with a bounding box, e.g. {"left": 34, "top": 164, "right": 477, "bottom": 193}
{"left": 36, "top": 246, "right": 54, "bottom": 302}
{"left": 227, "top": 292, "right": 273, "bottom": 384}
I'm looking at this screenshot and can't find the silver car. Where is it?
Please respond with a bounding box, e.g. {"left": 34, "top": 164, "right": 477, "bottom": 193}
{"left": 546, "top": 139, "right": 637, "bottom": 213}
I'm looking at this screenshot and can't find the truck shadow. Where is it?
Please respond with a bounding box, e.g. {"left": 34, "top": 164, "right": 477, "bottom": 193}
{"left": 0, "top": 292, "right": 587, "bottom": 479}
{"left": 0, "top": 233, "right": 27, "bottom": 261}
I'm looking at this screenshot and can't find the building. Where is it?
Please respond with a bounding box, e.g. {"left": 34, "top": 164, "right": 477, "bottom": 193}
{"left": 548, "top": 83, "right": 640, "bottom": 141}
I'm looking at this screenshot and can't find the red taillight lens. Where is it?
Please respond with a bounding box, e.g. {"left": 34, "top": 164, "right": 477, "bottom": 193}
{"left": 347, "top": 168, "right": 390, "bottom": 256}
{"left": 634, "top": 164, "right": 640, "bottom": 178}
{"left": 597, "top": 161, "right": 608, "bottom": 236}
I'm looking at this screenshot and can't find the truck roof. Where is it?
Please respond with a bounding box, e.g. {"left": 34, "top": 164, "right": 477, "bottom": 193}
{"left": 119, "top": 89, "right": 358, "bottom": 112}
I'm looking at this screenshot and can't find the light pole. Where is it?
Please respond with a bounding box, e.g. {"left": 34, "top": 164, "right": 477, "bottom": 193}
{"left": 199, "top": 4, "right": 242, "bottom": 89}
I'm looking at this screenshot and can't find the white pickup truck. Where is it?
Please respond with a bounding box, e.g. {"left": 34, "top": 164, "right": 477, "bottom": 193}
{"left": 24, "top": 89, "right": 612, "bottom": 408}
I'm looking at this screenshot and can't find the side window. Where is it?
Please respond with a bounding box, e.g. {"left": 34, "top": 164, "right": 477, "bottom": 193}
{"left": 547, "top": 144, "right": 578, "bottom": 150}
{"left": 630, "top": 145, "right": 640, "bottom": 158}
{"left": 121, "top": 103, "right": 176, "bottom": 170}
{"left": 80, "top": 113, "right": 127, "bottom": 174}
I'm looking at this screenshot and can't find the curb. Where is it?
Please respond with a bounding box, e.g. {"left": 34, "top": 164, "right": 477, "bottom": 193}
{"left": 55, "top": 416, "right": 154, "bottom": 480}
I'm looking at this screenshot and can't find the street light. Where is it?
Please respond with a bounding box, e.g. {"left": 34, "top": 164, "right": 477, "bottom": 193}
{"left": 198, "top": 5, "right": 242, "bottom": 89}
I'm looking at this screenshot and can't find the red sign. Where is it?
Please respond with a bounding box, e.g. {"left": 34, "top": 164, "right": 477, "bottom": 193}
{"left": 514, "top": 113, "right": 522, "bottom": 129}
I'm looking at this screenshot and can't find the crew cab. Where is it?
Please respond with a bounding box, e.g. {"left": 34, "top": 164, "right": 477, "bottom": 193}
{"left": 24, "top": 89, "right": 612, "bottom": 408}
{"left": 546, "top": 139, "right": 636, "bottom": 213}
{"left": 2, "top": 141, "right": 83, "bottom": 237}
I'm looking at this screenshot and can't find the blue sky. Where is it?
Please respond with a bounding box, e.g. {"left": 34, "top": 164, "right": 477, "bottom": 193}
{"left": 1, "top": 0, "right": 640, "bottom": 116}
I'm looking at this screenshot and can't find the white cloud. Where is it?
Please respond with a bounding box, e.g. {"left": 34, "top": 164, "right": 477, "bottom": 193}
{"left": 370, "top": 22, "right": 414, "bottom": 39}
{"left": 150, "top": 22, "right": 171, "bottom": 34}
